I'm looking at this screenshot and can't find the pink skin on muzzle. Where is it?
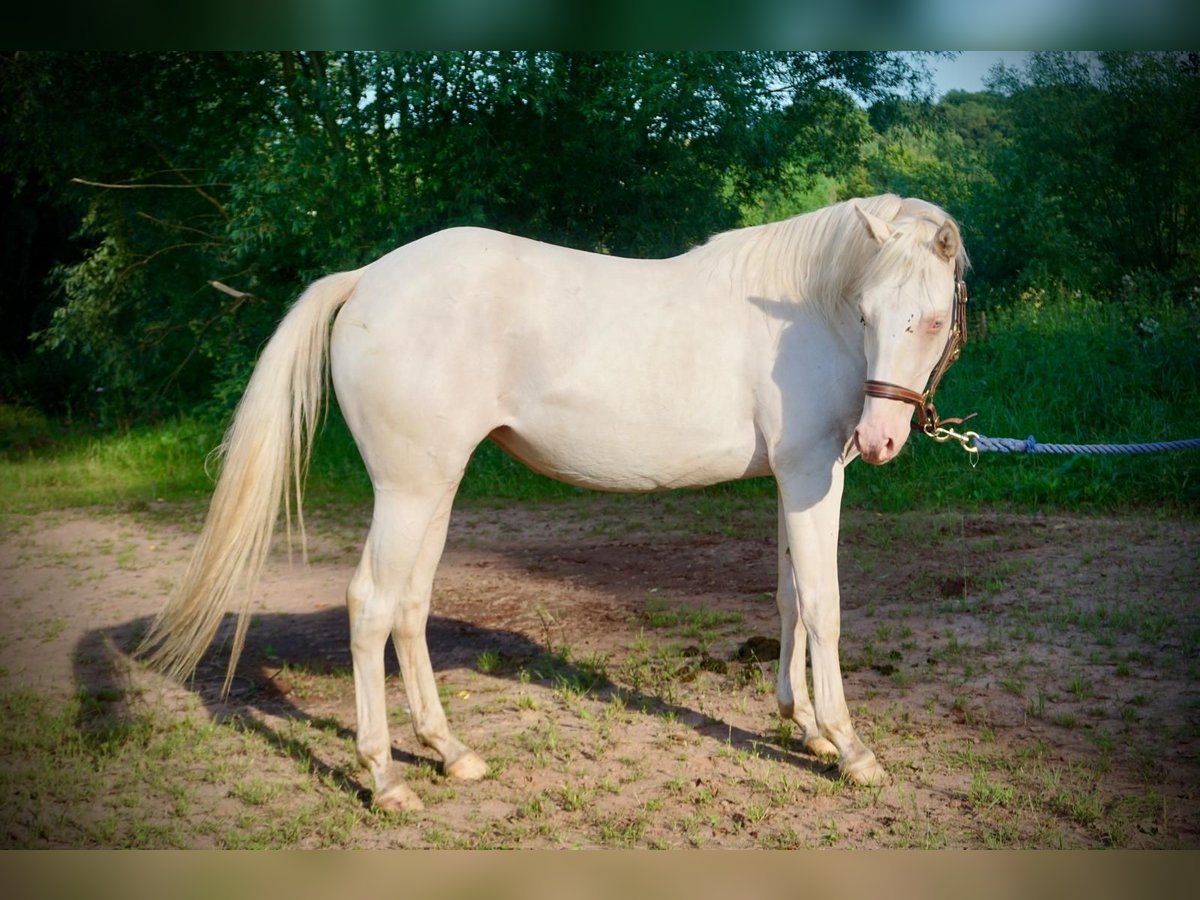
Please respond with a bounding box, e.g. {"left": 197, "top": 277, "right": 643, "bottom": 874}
{"left": 853, "top": 395, "right": 916, "bottom": 465}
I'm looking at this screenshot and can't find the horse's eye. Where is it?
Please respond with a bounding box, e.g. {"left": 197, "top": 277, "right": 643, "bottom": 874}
{"left": 929, "top": 319, "right": 945, "bottom": 332}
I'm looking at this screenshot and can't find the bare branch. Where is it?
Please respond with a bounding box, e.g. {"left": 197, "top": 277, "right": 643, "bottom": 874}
{"left": 136, "top": 211, "right": 224, "bottom": 241}
{"left": 158, "top": 280, "right": 267, "bottom": 395}
{"left": 71, "top": 177, "right": 229, "bottom": 190}
{"left": 153, "top": 153, "right": 232, "bottom": 222}
{"left": 116, "top": 240, "right": 221, "bottom": 281}
{"left": 210, "top": 281, "right": 265, "bottom": 303}
{"left": 73, "top": 166, "right": 232, "bottom": 223}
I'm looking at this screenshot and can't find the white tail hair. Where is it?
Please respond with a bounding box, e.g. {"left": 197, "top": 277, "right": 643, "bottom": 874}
{"left": 138, "top": 268, "right": 363, "bottom": 694}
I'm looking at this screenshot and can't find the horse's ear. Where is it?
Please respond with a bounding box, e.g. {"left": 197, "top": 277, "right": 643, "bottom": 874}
{"left": 934, "top": 221, "right": 960, "bottom": 261}
{"left": 854, "top": 204, "right": 893, "bottom": 245}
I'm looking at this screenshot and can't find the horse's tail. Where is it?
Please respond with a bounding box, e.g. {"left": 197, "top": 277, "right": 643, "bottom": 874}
{"left": 138, "top": 268, "right": 364, "bottom": 694}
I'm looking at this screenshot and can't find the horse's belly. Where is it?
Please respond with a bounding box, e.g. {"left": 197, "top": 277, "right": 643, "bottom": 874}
{"left": 488, "top": 420, "right": 770, "bottom": 492}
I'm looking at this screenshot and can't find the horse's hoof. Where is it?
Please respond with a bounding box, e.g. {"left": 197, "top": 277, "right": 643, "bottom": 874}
{"left": 445, "top": 750, "right": 488, "bottom": 781}
{"left": 374, "top": 782, "right": 425, "bottom": 812}
{"left": 805, "top": 735, "right": 839, "bottom": 759}
{"left": 841, "top": 752, "right": 887, "bottom": 786}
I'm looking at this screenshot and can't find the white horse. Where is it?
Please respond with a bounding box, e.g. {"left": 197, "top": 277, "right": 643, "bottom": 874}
{"left": 141, "top": 193, "right": 967, "bottom": 811}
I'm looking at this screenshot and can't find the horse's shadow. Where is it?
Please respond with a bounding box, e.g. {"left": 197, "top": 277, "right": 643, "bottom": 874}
{"left": 73, "top": 603, "right": 835, "bottom": 808}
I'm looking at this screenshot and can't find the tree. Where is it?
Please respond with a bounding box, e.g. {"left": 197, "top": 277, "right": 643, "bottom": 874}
{"left": 3, "top": 51, "right": 937, "bottom": 417}
{"left": 984, "top": 51, "right": 1200, "bottom": 294}
{"left": 1, "top": 52, "right": 278, "bottom": 416}
{"left": 850, "top": 90, "right": 1007, "bottom": 289}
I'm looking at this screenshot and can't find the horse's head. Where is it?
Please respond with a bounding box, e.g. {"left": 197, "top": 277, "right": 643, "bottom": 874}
{"left": 850, "top": 203, "right": 965, "bottom": 465}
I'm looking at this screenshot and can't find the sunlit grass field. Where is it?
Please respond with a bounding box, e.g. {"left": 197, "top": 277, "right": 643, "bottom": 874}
{"left": 2, "top": 290, "right": 1197, "bottom": 517}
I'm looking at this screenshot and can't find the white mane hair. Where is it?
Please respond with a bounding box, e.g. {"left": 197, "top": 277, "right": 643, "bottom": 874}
{"left": 690, "top": 193, "right": 968, "bottom": 318}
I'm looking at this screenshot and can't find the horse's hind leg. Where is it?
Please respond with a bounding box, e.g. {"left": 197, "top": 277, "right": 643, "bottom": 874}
{"left": 348, "top": 480, "right": 482, "bottom": 811}
{"left": 390, "top": 484, "right": 487, "bottom": 782}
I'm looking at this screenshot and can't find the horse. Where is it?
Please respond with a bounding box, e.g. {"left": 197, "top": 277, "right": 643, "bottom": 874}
{"left": 139, "top": 193, "right": 968, "bottom": 811}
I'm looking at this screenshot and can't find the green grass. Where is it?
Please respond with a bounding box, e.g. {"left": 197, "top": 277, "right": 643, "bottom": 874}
{"left": 1, "top": 605, "right": 1186, "bottom": 848}
{"left": 3, "top": 287, "right": 1197, "bottom": 516}
{"left": 642, "top": 596, "right": 744, "bottom": 636}
{"left": 0, "top": 408, "right": 220, "bottom": 512}
{"left": 0, "top": 685, "right": 452, "bottom": 848}
{"left": 845, "top": 290, "right": 1200, "bottom": 514}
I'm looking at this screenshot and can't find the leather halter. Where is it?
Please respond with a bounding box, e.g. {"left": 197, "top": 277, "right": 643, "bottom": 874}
{"left": 863, "top": 260, "right": 971, "bottom": 435}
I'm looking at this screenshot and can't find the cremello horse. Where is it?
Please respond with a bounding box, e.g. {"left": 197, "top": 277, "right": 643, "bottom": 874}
{"left": 141, "top": 193, "right": 967, "bottom": 811}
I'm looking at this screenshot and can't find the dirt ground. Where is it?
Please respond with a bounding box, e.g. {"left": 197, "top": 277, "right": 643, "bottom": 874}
{"left": 1, "top": 495, "right": 1198, "bottom": 848}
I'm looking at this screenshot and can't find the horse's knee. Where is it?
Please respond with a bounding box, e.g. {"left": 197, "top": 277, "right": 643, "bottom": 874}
{"left": 799, "top": 614, "right": 839, "bottom": 648}
{"left": 393, "top": 605, "right": 428, "bottom": 642}
{"left": 349, "top": 602, "right": 393, "bottom": 655}
{"left": 351, "top": 618, "right": 390, "bottom": 646}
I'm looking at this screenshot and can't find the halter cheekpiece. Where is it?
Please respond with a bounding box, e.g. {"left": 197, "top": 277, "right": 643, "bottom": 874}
{"left": 863, "top": 259, "right": 972, "bottom": 436}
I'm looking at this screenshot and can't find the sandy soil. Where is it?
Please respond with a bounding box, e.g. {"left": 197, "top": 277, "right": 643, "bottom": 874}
{"left": 2, "top": 497, "right": 1198, "bottom": 847}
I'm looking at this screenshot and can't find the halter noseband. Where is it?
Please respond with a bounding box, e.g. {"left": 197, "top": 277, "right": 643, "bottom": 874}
{"left": 863, "top": 260, "right": 972, "bottom": 436}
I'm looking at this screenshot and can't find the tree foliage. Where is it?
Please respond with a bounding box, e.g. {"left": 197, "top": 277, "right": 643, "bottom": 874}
{"left": 1, "top": 50, "right": 932, "bottom": 417}
{"left": 3, "top": 51, "right": 1197, "bottom": 421}
{"left": 986, "top": 51, "right": 1200, "bottom": 292}
{"left": 2, "top": 52, "right": 279, "bottom": 414}
{"left": 859, "top": 52, "right": 1200, "bottom": 299}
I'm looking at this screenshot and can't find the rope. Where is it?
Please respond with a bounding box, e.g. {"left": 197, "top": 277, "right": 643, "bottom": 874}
{"left": 972, "top": 433, "right": 1200, "bottom": 455}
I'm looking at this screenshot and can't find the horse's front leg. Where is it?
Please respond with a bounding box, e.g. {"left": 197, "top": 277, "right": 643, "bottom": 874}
{"left": 774, "top": 494, "right": 838, "bottom": 761}
{"left": 777, "top": 463, "right": 886, "bottom": 785}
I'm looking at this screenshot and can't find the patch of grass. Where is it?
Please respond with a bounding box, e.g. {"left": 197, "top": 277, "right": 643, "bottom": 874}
{"left": 969, "top": 770, "right": 1015, "bottom": 809}
{"left": 516, "top": 721, "right": 566, "bottom": 767}
{"left": 1042, "top": 769, "right": 1105, "bottom": 828}
{"left": 1000, "top": 675, "right": 1025, "bottom": 697}
{"left": 1068, "top": 674, "right": 1094, "bottom": 702}
{"left": 0, "top": 686, "right": 403, "bottom": 849}
{"left": 1026, "top": 690, "right": 1048, "bottom": 720}
{"left": 641, "top": 596, "right": 743, "bottom": 646}
{"left": 819, "top": 818, "right": 841, "bottom": 846}
{"left": 0, "top": 411, "right": 220, "bottom": 513}
{"left": 36, "top": 617, "right": 67, "bottom": 642}
{"left": 230, "top": 777, "right": 284, "bottom": 807}
{"left": 596, "top": 811, "right": 649, "bottom": 847}
{"left": 558, "top": 782, "right": 592, "bottom": 812}
{"left": 1101, "top": 791, "right": 1165, "bottom": 847}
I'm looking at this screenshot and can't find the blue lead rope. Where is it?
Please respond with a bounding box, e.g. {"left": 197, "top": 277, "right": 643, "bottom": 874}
{"left": 971, "top": 434, "right": 1200, "bottom": 455}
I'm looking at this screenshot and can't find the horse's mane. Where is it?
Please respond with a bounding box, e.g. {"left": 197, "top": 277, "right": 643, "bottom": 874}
{"left": 689, "top": 194, "right": 967, "bottom": 319}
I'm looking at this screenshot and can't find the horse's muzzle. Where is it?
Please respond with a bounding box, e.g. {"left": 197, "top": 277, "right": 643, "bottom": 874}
{"left": 853, "top": 397, "right": 914, "bottom": 465}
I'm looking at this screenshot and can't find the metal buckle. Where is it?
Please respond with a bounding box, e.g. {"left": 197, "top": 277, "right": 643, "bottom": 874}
{"left": 925, "top": 424, "right": 980, "bottom": 461}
